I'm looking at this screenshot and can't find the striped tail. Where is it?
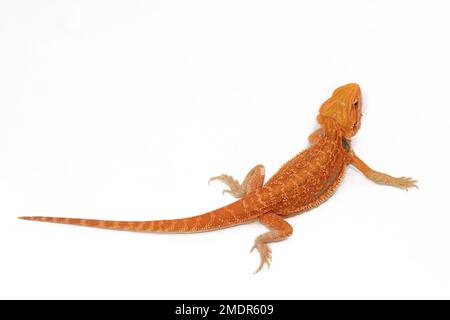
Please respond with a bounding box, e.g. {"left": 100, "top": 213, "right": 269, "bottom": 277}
{"left": 18, "top": 199, "right": 258, "bottom": 233}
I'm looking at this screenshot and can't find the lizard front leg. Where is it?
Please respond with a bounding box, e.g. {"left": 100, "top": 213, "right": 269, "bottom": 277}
{"left": 350, "top": 153, "right": 417, "bottom": 190}
{"left": 251, "top": 213, "right": 293, "bottom": 273}
{"left": 209, "top": 164, "right": 265, "bottom": 198}
{"left": 308, "top": 128, "right": 324, "bottom": 145}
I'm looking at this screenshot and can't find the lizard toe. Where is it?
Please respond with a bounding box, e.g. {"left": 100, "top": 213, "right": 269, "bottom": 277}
{"left": 251, "top": 243, "right": 272, "bottom": 274}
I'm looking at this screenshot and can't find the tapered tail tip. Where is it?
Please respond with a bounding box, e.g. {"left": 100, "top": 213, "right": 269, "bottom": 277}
{"left": 18, "top": 216, "right": 32, "bottom": 220}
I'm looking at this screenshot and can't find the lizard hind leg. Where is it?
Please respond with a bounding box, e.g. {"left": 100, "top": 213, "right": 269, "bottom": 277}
{"left": 251, "top": 213, "right": 293, "bottom": 273}
{"left": 209, "top": 164, "right": 265, "bottom": 198}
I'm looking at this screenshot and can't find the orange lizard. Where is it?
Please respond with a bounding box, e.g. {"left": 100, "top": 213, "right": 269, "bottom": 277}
{"left": 19, "top": 83, "right": 417, "bottom": 272}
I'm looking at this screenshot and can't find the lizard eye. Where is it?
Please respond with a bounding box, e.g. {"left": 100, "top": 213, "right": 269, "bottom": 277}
{"left": 353, "top": 99, "right": 359, "bottom": 108}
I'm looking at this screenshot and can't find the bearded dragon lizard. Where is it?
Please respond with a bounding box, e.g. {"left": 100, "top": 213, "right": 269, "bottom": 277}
{"left": 19, "top": 83, "right": 417, "bottom": 272}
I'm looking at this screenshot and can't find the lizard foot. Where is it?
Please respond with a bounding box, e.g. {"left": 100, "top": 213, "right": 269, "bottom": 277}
{"left": 250, "top": 242, "right": 272, "bottom": 273}
{"left": 209, "top": 165, "right": 265, "bottom": 199}
{"left": 208, "top": 174, "right": 245, "bottom": 198}
{"left": 389, "top": 176, "right": 418, "bottom": 190}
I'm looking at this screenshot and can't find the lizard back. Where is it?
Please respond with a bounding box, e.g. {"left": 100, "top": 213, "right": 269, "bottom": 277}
{"left": 262, "top": 135, "right": 349, "bottom": 216}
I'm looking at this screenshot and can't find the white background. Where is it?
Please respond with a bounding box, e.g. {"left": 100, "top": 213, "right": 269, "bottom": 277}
{"left": 0, "top": 0, "right": 449, "bottom": 299}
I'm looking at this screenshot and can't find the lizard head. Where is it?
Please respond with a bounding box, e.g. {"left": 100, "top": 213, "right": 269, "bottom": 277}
{"left": 317, "top": 83, "right": 362, "bottom": 138}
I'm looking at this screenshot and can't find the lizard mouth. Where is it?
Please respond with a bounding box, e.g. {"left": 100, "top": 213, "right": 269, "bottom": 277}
{"left": 350, "top": 115, "right": 362, "bottom": 136}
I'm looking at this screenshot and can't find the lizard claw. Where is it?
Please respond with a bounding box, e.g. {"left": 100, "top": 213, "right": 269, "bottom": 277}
{"left": 250, "top": 243, "right": 272, "bottom": 273}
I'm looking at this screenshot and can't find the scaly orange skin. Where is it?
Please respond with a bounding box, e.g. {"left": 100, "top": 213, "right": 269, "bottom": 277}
{"left": 19, "top": 83, "right": 417, "bottom": 273}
